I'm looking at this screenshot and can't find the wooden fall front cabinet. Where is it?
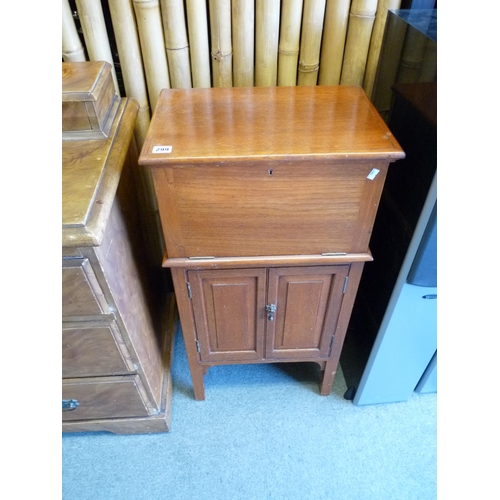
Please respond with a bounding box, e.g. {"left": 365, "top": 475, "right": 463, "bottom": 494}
{"left": 139, "top": 86, "right": 405, "bottom": 400}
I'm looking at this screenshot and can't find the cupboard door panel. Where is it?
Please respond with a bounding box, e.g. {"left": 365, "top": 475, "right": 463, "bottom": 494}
{"left": 188, "top": 269, "right": 266, "bottom": 362}
{"left": 266, "top": 266, "right": 349, "bottom": 359}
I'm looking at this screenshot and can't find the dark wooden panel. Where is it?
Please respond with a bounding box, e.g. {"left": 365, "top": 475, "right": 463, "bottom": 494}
{"left": 266, "top": 266, "right": 349, "bottom": 359}
{"left": 62, "top": 376, "right": 150, "bottom": 421}
{"left": 189, "top": 268, "right": 267, "bottom": 362}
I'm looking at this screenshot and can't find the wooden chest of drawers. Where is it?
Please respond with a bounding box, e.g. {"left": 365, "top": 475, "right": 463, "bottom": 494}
{"left": 139, "top": 86, "right": 404, "bottom": 400}
{"left": 62, "top": 62, "right": 173, "bottom": 433}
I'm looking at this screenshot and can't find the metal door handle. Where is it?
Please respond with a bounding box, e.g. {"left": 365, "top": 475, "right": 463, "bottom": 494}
{"left": 266, "top": 304, "right": 277, "bottom": 321}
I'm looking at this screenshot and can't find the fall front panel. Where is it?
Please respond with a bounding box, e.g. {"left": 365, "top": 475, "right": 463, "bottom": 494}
{"left": 154, "top": 162, "right": 386, "bottom": 258}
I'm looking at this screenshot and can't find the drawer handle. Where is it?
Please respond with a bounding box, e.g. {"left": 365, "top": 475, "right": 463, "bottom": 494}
{"left": 62, "top": 399, "right": 79, "bottom": 412}
{"left": 266, "top": 304, "right": 277, "bottom": 321}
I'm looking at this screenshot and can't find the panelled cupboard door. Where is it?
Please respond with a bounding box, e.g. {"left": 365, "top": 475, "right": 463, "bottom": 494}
{"left": 266, "top": 266, "right": 349, "bottom": 359}
{"left": 188, "top": 269, "right": 267, "bottom": 362}
{"left": 188, "top": 265, "right": 349, "bottom": 363}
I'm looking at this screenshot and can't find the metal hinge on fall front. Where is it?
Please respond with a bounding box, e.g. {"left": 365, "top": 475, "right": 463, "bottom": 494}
{"left": 329, "top": 335, "right": 335, "bottom": 353}
{"left": 342, "top": 276, "right": 349, "bottom": 294}
{"left": 187, "top": 282, "right": 192, "bottom": 299}
{"left": 195, "top": 340, "right": 200, "bottom": 353}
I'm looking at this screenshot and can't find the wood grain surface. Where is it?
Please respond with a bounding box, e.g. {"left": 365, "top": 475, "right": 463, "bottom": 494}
{"left": 62, "top": 61, "right": 109, "bottom": 99}
{"left": 151, "top": 160, "right": 388, "bottom": 258}
{"left": 140, "top": 85, "right": 405, "bottom": 400}
{"left": 62, "top": 376, "right": 150, "bottom": 421}
{"left": 139, "top": 86, "right": 404, "bottom": 165}
{"left": 62, "top": 98, "right": 138, "bottom": 247}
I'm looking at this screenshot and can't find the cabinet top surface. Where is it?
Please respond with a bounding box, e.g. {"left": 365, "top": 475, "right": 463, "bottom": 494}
{"left": 62, "top": 129, "right": 113, "bottom": 229}
{"left": 139, "top": 86, "right": 404, "bottom": 166}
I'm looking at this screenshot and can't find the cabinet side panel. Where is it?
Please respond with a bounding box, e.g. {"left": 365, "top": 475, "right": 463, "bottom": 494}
{"left": 351, "top": 163, "right": 389, "bottom": 250}
{"left": 93, "top": 152, "right": 166, "bottom": 409}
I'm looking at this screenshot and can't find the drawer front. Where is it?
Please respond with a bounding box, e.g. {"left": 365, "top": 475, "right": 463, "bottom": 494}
{"left": 62, "top": 101, "right": 91, "bottom": 132}
{"left": 62, "top": 376, "right": 150, "bottom": 421}
{"left": 62, "top": 258, "right": 110, "bottom": 317}
{"left": 62, "top": 321, "right": 134, "bottom": 378}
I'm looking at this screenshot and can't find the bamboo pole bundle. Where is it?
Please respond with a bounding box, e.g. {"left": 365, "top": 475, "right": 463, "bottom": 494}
{"left": 340, "top": 0, "right": 378, "bottom": 86}
{"left": 108, "top": 0, "right": 150, "bottom": 150}
{"left": 209, "top": 0, "right": 233, "bottom": 88}
{"left": 185, "top": 0, "right": 212, "bottom": 88}
{"left": 160, "top": 0, "right": 192, "bottom": 89}
{"left": 277, "top": 0, "right": 303, "bottom": 86}
{"left": 370, "top": 12, "right": 406, "bottom": 118}
{"left": 133, "top": 0, "right": 170, "bottom": 111}
{"left": 255, "top": 0, "right": 281, "bottom": 87}
{"left": 395, "top": 25, "right": 427, "bottom": 84}
{"left": 297, "top": 0, "right": 327, "bottom": 86}
{"left": 363, "top": 0, "right": 402, "bottom": 99}
{"left": 62, "top": 0, "right": 87, "bottom": 62}
{"left": 74, "top": 0, "right": 120, "bottom": 95}
{"left": 232, "top": 0, "right": 255, "bottom": 87}
{"left": 318, "top": 0, "right": 350, "bottom": 85}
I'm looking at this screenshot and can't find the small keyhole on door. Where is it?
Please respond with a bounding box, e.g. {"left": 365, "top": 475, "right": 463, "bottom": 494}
{"left": 268, "top": 169, "right": 273, "bottom": 176}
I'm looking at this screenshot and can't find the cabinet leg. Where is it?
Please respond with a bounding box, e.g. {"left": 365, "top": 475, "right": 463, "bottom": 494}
{"left": 171, "top": 268, "right": 207, "bottom": 400}
{"left": 320, "top": 369, "right": 336, "bottom": 396}
{"left": 191, "top": 364, "right": 206, "bottom": 401}
{"left": 320, "top": 262, "right": 365, "bottom": 396}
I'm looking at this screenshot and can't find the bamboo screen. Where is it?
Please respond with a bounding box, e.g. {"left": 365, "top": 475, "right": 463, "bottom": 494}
{"left": 63, "top": 0, "right": 408, "bottom": 150}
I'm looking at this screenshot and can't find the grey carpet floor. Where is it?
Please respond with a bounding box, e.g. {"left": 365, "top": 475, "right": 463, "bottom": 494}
{"left": 62, "top": 324, "right": 437, "bottom": 500}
